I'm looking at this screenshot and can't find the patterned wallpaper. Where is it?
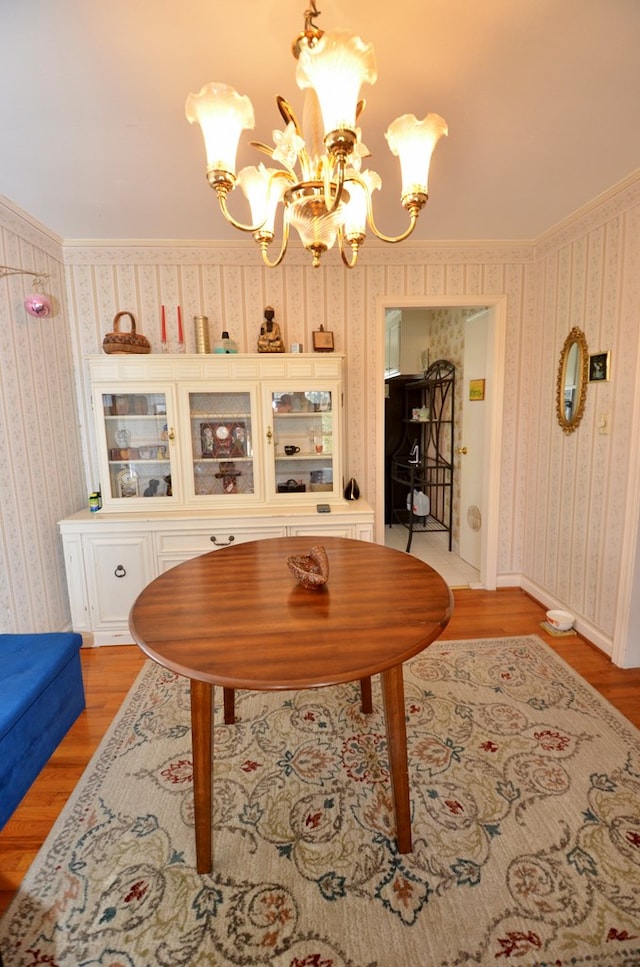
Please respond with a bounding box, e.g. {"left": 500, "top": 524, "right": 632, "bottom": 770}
{"left": 0, "top": 200, "right": 85, "bottom": 633}
{"left": 1, "top": 170, "right": 640, "bottom": 666}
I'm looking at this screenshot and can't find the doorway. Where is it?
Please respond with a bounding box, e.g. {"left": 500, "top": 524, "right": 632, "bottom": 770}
{"left": 375, "top": 296, "right": 507, "bottom": 590}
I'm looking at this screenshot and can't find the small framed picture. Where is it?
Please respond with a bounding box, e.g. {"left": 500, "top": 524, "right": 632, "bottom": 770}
{"left": 312, "top": 326, "right": 335, "bottom": 352}
{"left": 469, "top": 378, "right": 485, "bottom": 401}
{"left": 589, "top": 351, "right": 610, "bottom": 382}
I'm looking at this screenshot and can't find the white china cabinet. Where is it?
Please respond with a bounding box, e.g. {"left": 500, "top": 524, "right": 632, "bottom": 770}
{"left": 59, "top": 354, "right": 373, "bottom": 644}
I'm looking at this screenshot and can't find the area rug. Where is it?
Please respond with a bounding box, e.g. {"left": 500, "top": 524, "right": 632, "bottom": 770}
{"left": 2, "top": 635, "right": 640, "bottom": 967}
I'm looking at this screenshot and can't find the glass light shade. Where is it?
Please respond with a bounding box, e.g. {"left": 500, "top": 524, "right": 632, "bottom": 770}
{"left": 237, "top": 165, "right": 286, "bottom": 233}
{"left": 185, "top": 83, "right": 255, "bottom": 177}
{"left": 385, "top": 113, "right": 448, "bottom": 199}
{"left": 341, "top": 170, "right": 381, "bottom": 238}
{"left": 288, "top": 200, "right": 340, "bottom": 251}
{"left": 296, "top": 30, "right": 377, "bottom": 138}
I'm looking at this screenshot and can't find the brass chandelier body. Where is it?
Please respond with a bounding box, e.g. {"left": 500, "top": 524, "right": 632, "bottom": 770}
{"left": 186, "top": 2, "right": 447, "bottom": 268}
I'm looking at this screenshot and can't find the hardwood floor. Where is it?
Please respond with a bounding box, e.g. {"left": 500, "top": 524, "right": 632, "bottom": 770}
{"left": 1, "top": 587, "right": 639, "bottom": 917}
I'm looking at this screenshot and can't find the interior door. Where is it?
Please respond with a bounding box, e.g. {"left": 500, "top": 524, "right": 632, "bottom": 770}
{"left": 458, "top": 311, "right": 488, "bottom": 568}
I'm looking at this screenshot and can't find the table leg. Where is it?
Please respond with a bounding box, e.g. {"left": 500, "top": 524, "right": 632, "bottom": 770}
{"left": 190, "top": 679, "right": 213, "bottom": 874}
{"left": 223, "top": 687, "right": 235, "bottom": 724}
{"left": 360, "top": 676, "right": 373, "bottom": 713}
{"left": 380, "top": 664, "right": 412, "bottom": 853}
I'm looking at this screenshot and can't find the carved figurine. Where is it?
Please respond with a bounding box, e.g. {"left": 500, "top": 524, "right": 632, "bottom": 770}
{"left": 257, "top": 306, "right": 284, "bottom": 353}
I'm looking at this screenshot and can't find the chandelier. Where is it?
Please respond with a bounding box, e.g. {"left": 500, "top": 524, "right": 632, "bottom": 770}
{"left": 186, "top": 2, "right": 447, "bottom": 269}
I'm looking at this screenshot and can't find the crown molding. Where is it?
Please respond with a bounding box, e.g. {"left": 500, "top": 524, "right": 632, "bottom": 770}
{"left": 534, "top": 168, "right": 640, "bottom": 257}
{"left": 0, "top": 195, "right": 64, "bottom": 260}
{"left": 61, "top": 236, "right": 534, "bottom": 267}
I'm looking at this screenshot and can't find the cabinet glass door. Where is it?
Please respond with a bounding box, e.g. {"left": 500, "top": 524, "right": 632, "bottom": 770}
{"left": 267, "top": 386, "right": 337, "bottom": 500}
{"left": 99, "top": 390, "right": 175, "bottom": 504}
{"left": 185, "top": 389, "right": 257, "bottom": 500}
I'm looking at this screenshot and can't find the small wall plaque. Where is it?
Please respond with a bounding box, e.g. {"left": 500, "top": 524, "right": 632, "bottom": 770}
{"left": 312, "top": 325, "right": 334, "bottom": 352}
{"left": 469, "top": 378, "right": 485, "bottom": 401}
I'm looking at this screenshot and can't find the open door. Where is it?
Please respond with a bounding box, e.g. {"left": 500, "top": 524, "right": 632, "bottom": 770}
{"left": 376, "top": 296, "right": 505, "bottom": 591}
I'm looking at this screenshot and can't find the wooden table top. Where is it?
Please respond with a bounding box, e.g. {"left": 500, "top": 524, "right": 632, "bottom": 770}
{"left": 129, "top": 536, "right": 453, "bottom": 690}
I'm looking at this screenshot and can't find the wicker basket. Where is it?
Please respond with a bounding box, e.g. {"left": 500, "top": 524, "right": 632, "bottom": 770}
{"left": 287, "top": 545, "right": 329, "bottom": 590}
{"left": 102, "top": 311, "right": 151, "bottom": 355}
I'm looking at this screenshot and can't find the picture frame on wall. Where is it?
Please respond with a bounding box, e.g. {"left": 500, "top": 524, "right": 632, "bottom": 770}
{"left": 469, "top": 378, "right": 485, "bottom": 401}
{"left": 312, "top": 326, "right": 335, "bottom": 352}
{"left": 588, "top": 351, "right": 610, "bottom": 382}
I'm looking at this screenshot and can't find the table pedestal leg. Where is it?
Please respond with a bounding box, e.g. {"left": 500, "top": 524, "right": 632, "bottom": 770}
{"left": 190, "top": 679, "right": 213, "bottom": 874}
{"left": 381, "top": 664, "right": 412, "bottom": 853}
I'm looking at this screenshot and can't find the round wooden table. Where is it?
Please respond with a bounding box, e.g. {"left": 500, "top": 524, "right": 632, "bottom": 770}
{"left": 129, "top": 535, "right": 453, "bottom": 873}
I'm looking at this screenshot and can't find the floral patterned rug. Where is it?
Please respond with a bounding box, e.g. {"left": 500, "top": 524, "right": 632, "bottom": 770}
{"left": 2, "top": 635, "right": 640, "bottom": 967}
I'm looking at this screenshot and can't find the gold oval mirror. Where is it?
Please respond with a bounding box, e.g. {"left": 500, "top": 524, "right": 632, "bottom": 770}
{"left": 556, "top": 326, "right": 589, "bottom": 433}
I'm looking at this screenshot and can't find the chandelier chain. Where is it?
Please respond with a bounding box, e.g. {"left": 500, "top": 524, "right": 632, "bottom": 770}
{"left": 304, "top": 1, "right": 321, "bottom": 34}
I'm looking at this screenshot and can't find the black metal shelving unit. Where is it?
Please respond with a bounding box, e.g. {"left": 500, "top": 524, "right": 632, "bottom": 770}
{"left": 390, "top": 359, "right": 455, "bottom": 552}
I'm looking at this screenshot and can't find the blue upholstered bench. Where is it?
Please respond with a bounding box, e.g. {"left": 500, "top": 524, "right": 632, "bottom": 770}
{"left": 0, "top": 633, "right": 85, "bottom": 829}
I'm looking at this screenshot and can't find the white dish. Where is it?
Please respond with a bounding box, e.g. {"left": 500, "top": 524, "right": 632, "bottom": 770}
{"left": 546, "top": 609, "right": 575, "bottom": 631}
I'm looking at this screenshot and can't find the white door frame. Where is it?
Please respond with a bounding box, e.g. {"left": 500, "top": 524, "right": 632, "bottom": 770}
{"left": 375, "top": 294, "right": 507, "bottom": 590}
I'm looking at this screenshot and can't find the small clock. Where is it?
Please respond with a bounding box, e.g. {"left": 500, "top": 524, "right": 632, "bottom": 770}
{"left": 117, "top": 467, "right": 139, "bottom": 498}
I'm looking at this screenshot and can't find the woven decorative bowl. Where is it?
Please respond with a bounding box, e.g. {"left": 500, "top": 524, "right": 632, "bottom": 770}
{"left": 103, "top": 311, "right": 151, "bottom": 355}
{"left": 287, "top": 545, "right": 329, "bottom": 590}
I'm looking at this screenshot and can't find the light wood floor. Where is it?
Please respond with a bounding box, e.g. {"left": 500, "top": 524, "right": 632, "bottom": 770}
{"left": 2, "top": 587, "right": 639, "bottom": 917}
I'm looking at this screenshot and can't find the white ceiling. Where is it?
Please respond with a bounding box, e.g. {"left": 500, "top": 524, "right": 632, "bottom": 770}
{"left": 2, "top": 0, "right": 639, "bottom": 244}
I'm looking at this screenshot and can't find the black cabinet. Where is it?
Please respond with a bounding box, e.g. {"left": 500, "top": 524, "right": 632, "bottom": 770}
{"left": 391, "top": 359, "right": 455, "bottom": 552}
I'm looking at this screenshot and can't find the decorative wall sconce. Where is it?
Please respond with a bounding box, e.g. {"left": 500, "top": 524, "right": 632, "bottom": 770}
{"left": 0, "top": 264, "right": 52, "bottom": 317}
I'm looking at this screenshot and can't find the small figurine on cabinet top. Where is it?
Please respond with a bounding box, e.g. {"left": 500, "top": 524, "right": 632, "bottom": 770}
{"left": 258, "top": 306, "right": 284, "bottom": 353}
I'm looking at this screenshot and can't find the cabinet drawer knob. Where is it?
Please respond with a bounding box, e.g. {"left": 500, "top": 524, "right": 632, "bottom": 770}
{"left": 210, "top": 535, "right": 235, "bottom": 547}
{"left": 114, "top": 564, "right": 127, "bottom": 578}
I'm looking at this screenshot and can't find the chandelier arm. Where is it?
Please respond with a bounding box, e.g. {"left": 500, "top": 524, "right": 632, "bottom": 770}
{"left": 323, "top": 155, "right": 346, "bottom": 215}
{"left": 217, "top": 189, "right": 267, "bottom": 234}
{"left": 259, "top": 216, "right": 290, "bottom": 269}
{"left": 367, "top": 209, "right": 420, "bottom": 244}
{"left": 337, "top": 233, "right": 359, "bottom": 269}
{"left": 365, "top": 183, "right": 423, "bottom": 243}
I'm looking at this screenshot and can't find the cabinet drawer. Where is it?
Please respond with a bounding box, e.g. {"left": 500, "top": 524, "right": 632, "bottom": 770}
{"left": 156, "top": 526, "right": 286, "bottom": 555}
{"left": 287, "top": 522, "right": 359, "bottom": 539}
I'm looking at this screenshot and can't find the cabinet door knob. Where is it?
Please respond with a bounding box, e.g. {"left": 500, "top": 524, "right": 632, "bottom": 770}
{"left": 457, "top": 446, "right": 468, "bottom": 455}
{"left": 168, "top": 426, "right": 176, "bottom": 441}
{"left": 210, "top": 535, "right": 235, "bottom": 547}
{"left": 114, "top": 564, "right": 127, "bottom": 578}
{"left": 266, "top": 426, "right": 273, "bottom": 445}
